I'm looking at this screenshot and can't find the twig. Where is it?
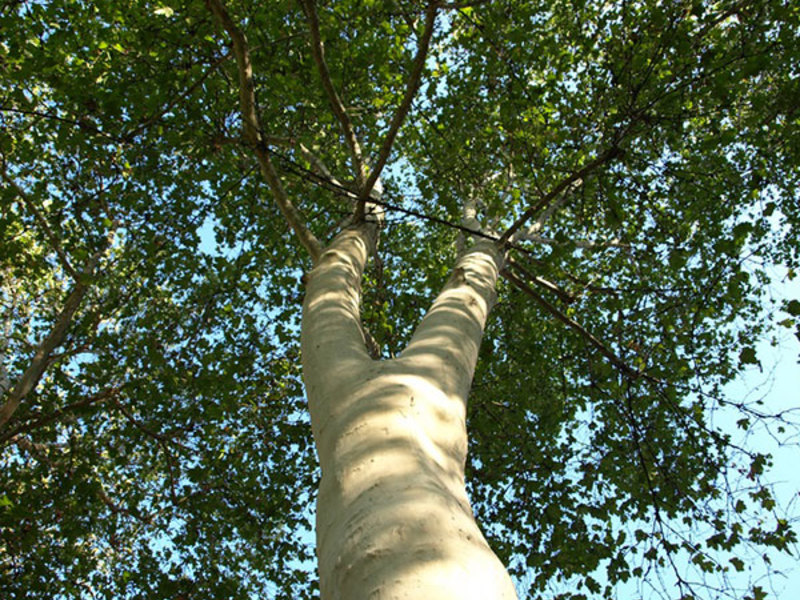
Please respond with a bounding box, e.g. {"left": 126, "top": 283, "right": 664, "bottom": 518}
{"left": 621, "top": 384, "right": 695, "bottom": 598}
{"left": 125, "top": 49, "right": 233, "bottom": 140}
{"left": 513, "top": 232, "right": 629, "bottom": 249}
{"left": 506, "top": 259, "right": 574, "bottom": 304}
{"left": 264, "top": 135, "right": 339, "bottom": 181}
{"left": 0, "top": 107, "right": 123, "bottom": 143}
{"left": 111, "top": 398, "right": 191, "bottom": 452}
{"left": 97, "top": 485, "right": 154, "bottom": 525}
{"left": 434, "top": 0, "right": 490, "bottom": 8}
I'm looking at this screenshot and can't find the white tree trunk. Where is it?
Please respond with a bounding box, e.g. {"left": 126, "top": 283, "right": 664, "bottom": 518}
{"left": 302, "top": 223, "right": 518, "bottom": 600}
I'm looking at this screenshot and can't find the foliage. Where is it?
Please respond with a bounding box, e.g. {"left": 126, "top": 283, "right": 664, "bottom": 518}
{"left": 1, "top": 0, "right": 798, "bottom": 598}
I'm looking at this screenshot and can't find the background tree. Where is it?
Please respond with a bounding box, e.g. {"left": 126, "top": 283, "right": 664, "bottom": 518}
{"left": 1, "top": 0, "right": 798, "bottom": 598}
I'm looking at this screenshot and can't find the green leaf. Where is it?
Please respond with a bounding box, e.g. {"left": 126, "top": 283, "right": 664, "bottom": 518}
{"left": 739, "top": 346, "right": 759, "bottom": 365}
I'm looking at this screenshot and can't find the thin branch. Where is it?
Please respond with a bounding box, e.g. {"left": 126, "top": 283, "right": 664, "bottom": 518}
{"left": 205, "top": 0, "right": 322, "bottom": 261}
{"left": 1, "top": 170, "right": 79, "bottom": 281}
{"left": 97, "top": 486, "right": 154, "bottom": 525}
{"left": 514, "top": 232, "right": 629, "bottom": 249}
{"left": 125, "top": 49, "right": 233, "bottom": 140}
{"left": 0, "top": 312, "right": 11, "bottom": 396}
{"left": 355, "top": 3, "right": 438, "bottom": 219}
{"left": 111, "top": 398, "right": 191, "bottom": 452}
{"left": 298, "top": 0, "right": 368, "bottom": 187}
{"left": 264, "top": 135, "right": 339, "bottom": 181}
{"left": 0, "top": 386, "right": 119, "bottom": 445}
{"left": 267, "top": 145, "right": 549, "bottom": 260}
{"left": 296, "top": 142, "right": 335, "bottom": 180}
{"left": 524, "top": 189, "right": 572, "bottom": 236}
{"left": 507, "top": 258, "right": 574, "bottom": 304}
{"left": 0, "top": 106, "right": 123, "bottom": 143}
{"left": 434, "top": 0, "right": 491, "bottom": 8}
{"left": 502, "top": 267, "right": 642, "bottom": 379}
{"left": 499, "top": 146, "right": 622, "bottom": 245}
{"left": 621, "top": 384, "right": 694, "bottom": 596}
{"left": 280, "top": 154, "right": 499, "bottom": 242}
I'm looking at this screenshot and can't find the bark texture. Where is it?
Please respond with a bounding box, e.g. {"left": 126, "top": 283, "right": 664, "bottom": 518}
{"left": 302, "top": 224, "right": 517, "bottom": 599}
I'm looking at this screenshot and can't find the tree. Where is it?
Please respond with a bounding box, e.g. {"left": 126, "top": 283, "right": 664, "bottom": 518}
{"left": 1, "top": 0, "right": 798, "bottom": 598}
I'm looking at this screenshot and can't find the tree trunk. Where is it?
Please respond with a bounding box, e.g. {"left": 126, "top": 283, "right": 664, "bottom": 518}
{"left": 301, "top": 223, "right": 518, "bottom": 599}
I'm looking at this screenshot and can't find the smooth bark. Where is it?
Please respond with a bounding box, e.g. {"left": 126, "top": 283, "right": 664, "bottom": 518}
{"left": 0, "top": 277, "right": 90, "bottom": 428}
{"left": 302, "top": 223, "right": 517, "bottom": 599}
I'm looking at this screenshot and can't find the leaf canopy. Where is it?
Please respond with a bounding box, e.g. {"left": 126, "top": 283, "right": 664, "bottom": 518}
{"left": 1, "top": 0, "right": 798, "bottom": 598}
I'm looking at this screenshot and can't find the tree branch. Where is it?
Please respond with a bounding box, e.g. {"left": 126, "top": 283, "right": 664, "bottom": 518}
{"left": 0, "top": 386, "right": 119, "bottom": 445}
{"left": 434, "top": 0, "right": 490, "bottom": 8}
{"left": 522, "top": 188, "right": 572, "bottom": 237}
{"left": 111, "top": 398, "right": 191, "bottom": 452}
{"left": 0, "top": 252, "right": 101, "bottom": 429}
{"left": 298, "top": 0, "right": 368, "bottom": 187}
{"left": 97, "top": 485, "right": 154, "bottom": 525}
{"left": 264, "top": 135, "right": 344, "bottom": 183}
{"left": 0, "top": 107, "right": 123, "bottom": 143}
{"left": 1, "top": 170, "right": 79, "bottom": 281}
{"left": 204, "top": 0, "right": 260, "bottom": 148}
{"left": 254, "top": 145, "right": 323, "bottom": 262}
{"left": 502, "top": 266, "right": 641, "bottom": 378}
{"left": 205, "top": 0, "right": 322, "bottom": 262}
{"left": 0, "top": 309, "right": 12, "bottom": 397}
{"left": 125, "top": 49, "right": 233, "bottom": 140}
{"left": 506, "top": 259, "right": 574, "bottom": 304}
{"left": 513, "top": 232, "right": 629, "bottom": 250}
{"left": 355, "top": 3, "right": 438, "bottom": 220}
{"left": 498, "top": 146, "right": 622, "bottom": 245}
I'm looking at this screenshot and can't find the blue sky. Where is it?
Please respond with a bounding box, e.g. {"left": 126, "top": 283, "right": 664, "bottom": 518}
{"left": 722, "top": 271, "right": 800, "bottom": 599}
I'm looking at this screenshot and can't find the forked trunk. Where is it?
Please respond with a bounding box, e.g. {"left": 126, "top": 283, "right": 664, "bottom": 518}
{"left": 301, "top": 223, "right": 518, "bottom": 599}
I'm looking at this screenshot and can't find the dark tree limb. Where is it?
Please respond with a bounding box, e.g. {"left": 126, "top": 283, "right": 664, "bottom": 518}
{"left": 506, "top": 258, "right": 575, "bottom": 304}
{"left": 0, "top": 386, "right": 119, "bottom": 445}
{"left": 498, "top": 146, "right": 622, "bottom": 245}
{"left": 111, "top": 398, "right": 191, "bottom": 452}
{"left": 502, "top": 266, "right": 643, "bottom": 379}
